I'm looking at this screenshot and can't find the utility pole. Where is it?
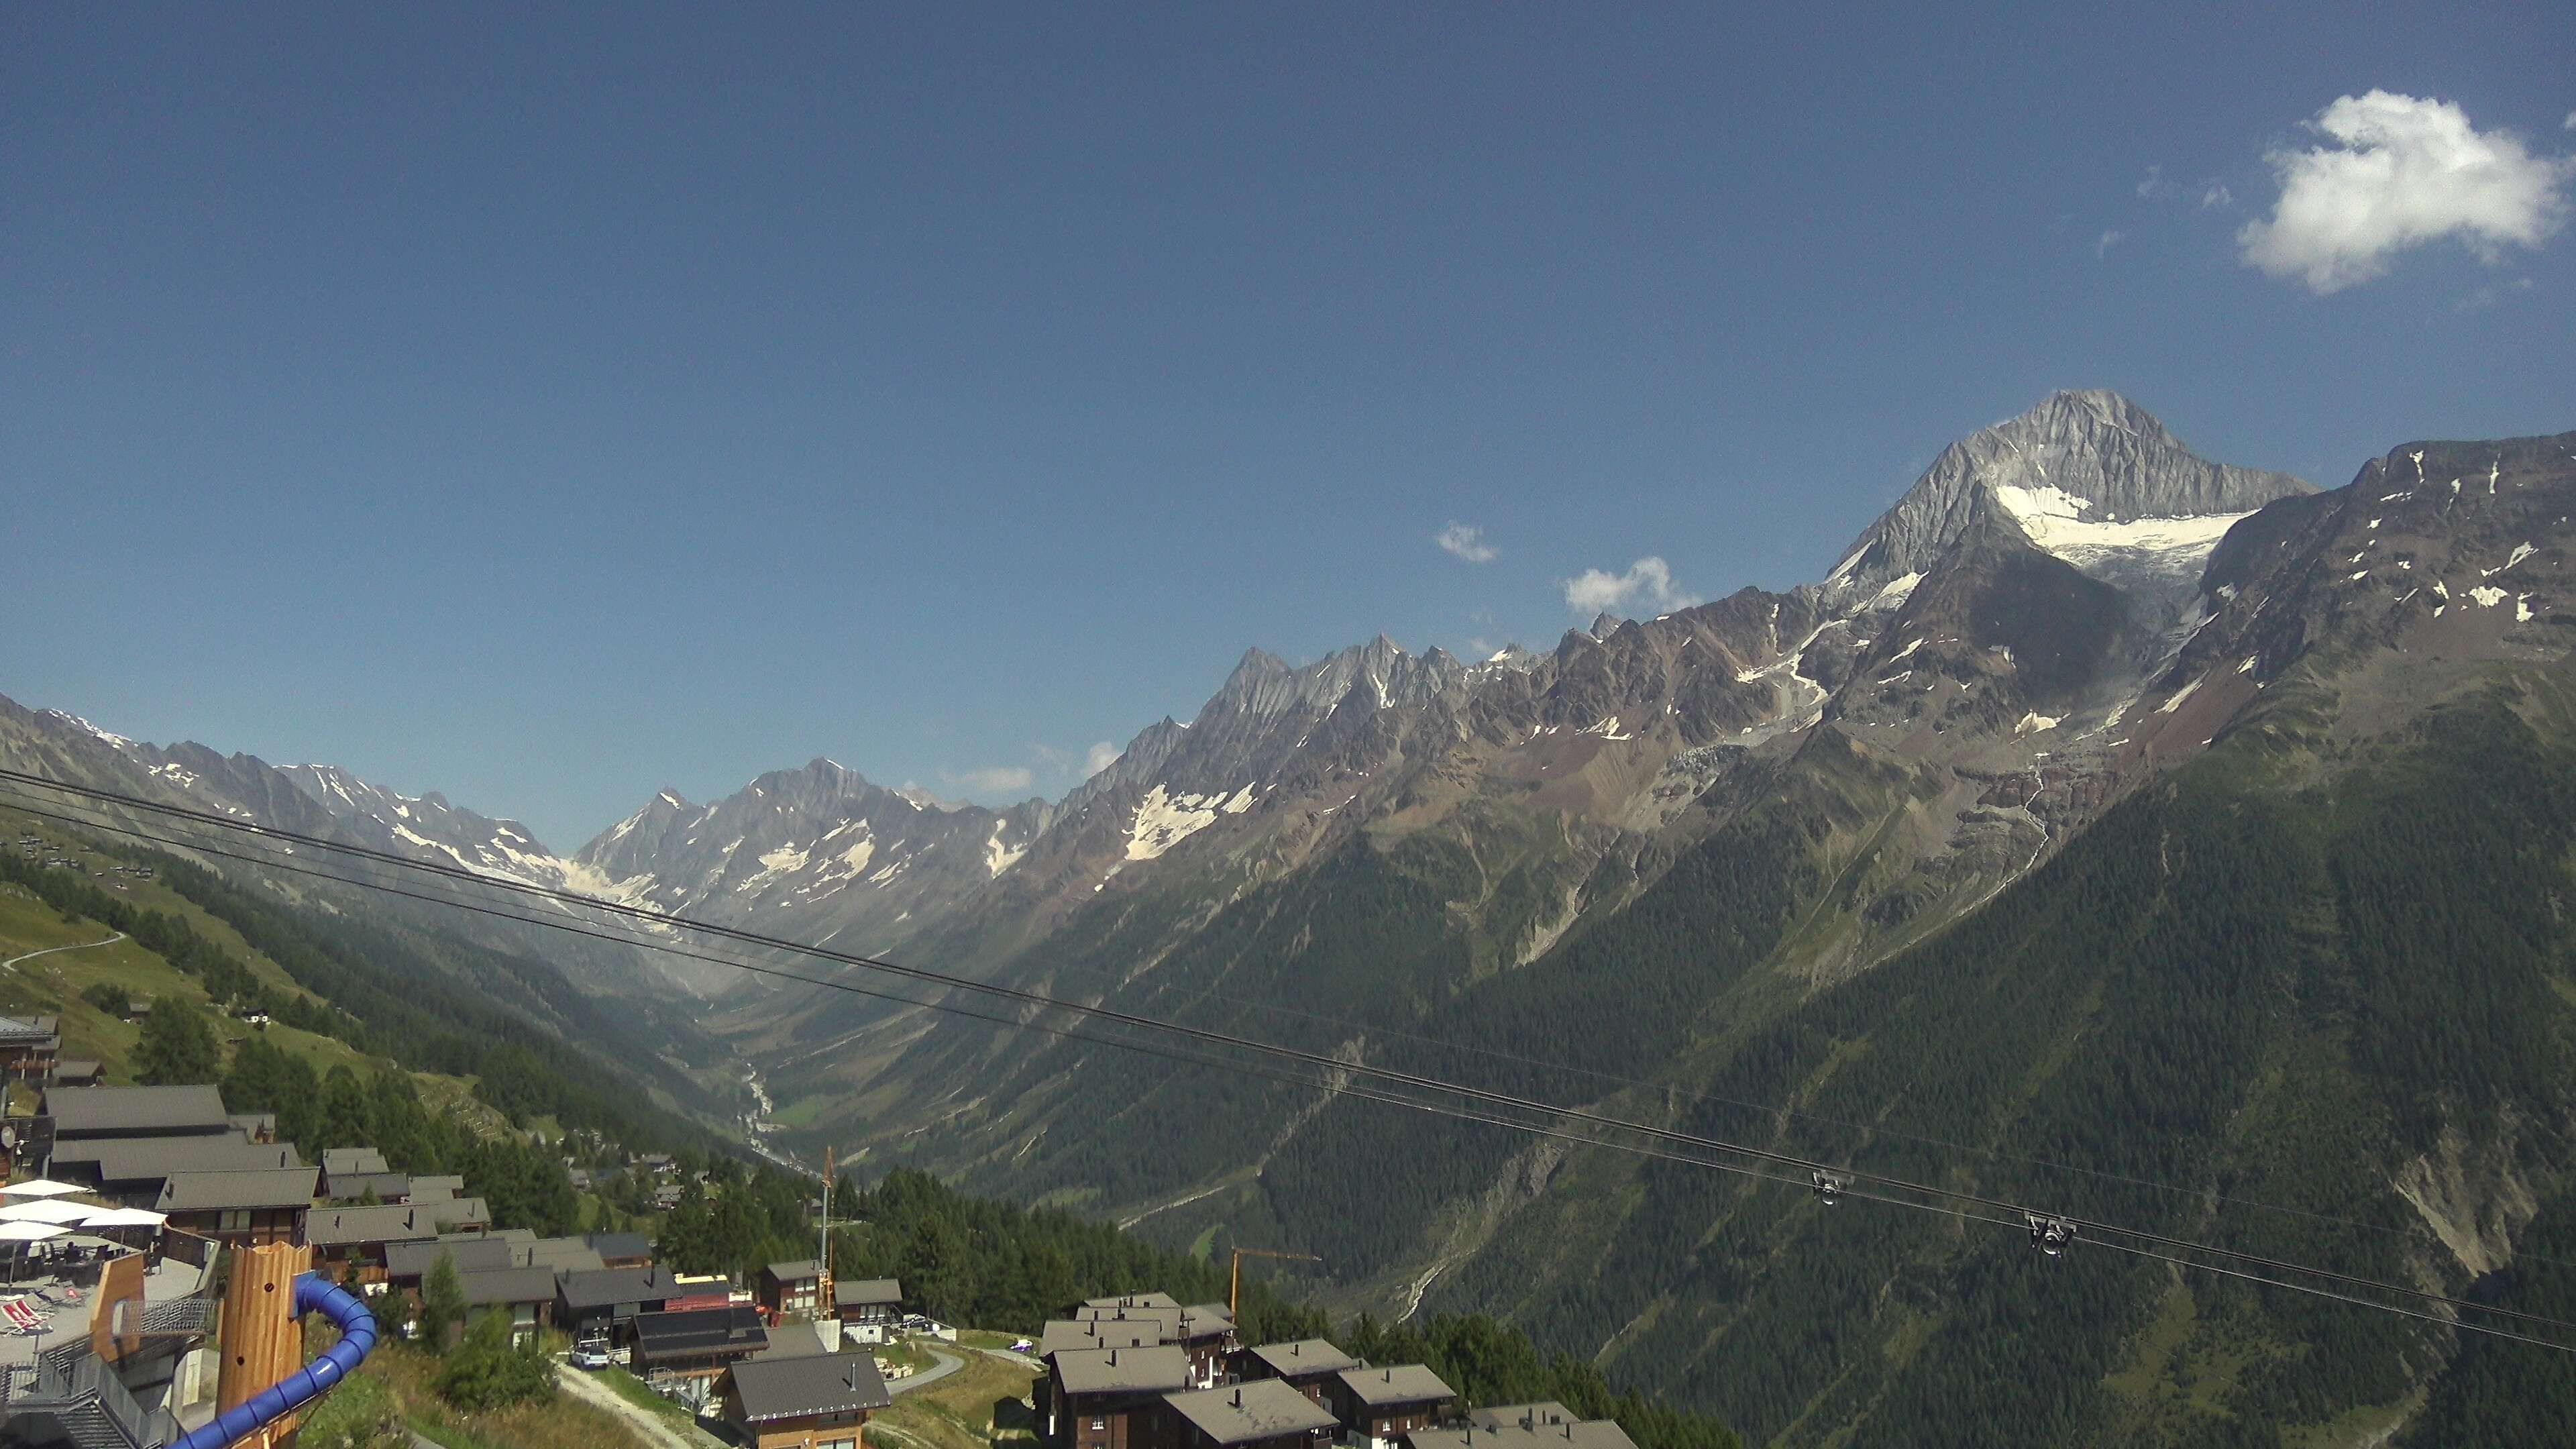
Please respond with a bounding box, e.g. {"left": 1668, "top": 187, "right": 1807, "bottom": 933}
{"left": 1230, "top": 1246, "right": 1322, "bottom": 1320}
{"left": 818, "top": 1146, "right": 835, "bottom": 1309}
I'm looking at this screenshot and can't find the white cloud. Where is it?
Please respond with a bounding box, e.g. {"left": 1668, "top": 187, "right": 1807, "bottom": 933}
{"left": 1435, "top": 522, "right": 1499, "bottom": 563}
{"left": 942, "top": 765, "right": 1034, "bottom": 794}
{"left": 2096, "top": 229, "right": 2126, "bottom": 258}
{"left": 2136, "top": 164, "right": 2180, "bottom": 201}
{"left": 1562, "top": 557, "right": 1698, "bottom": 617}
{"left": 2200, "top": 182, "right": 2235, "bottom": 209}
{"left": 2565, "top": 110, "right": 2575, "bottom": 131}
{"left": 1083, "top": 741, "right": 1121, "bottom": 778}
{"left": 2239, "top": 91, "right": 2576, "bottom": 294}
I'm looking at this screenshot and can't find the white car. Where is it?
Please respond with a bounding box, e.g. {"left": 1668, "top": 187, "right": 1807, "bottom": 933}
{"left": 570, "top": 1344, "right": 613, "bottom": 1371}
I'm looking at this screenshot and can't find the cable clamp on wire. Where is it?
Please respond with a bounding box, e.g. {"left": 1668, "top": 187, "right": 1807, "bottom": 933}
{"left": 1811, "top": 1171, "right": 1847, "bottom": 1208}
{"left": 2027, "top": 1214, "right": 2076, "bottom": 1257}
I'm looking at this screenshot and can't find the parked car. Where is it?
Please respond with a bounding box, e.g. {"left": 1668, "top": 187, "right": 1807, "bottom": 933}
{"left": 1010, "top": 1338, "right": 1036, "bottom": 1354}
{"left": 570, "top": 1343, "right": 613, "bottom": 1371}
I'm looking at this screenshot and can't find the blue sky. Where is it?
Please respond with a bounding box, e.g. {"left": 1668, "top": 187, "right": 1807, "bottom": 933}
{"left": 7, "top": 5, "right": 2573, "bottom": 848}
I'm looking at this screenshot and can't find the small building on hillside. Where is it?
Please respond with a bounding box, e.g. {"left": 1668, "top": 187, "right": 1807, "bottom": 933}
{"left": 1049, "top": 1344, "right": 1192, "bottom": 1449}
{"left": 1175, "top": 1305, "right": 1238, "bottom": 1389}
{"left": 52, "top": 1134, "right": 305, "bottom": 1208}
{"left": 384, "top": 1236, "right": 515, "bottom": 1291}
{"left": 833, "top": 1277, "right": 902, "bottom": 1344}
{"left": 1326, "top": 1368, "right": 1456, "bottom": 1449}
{"left": 633, "top": 1305, "right": 771, "bottom": 1386}
{"left": 305, "top": 1197, "right": 496, "bottom": 1281}
{"left": 154, "top": 1166, "right": 317, "bottom": 1246}
{"left": 667, "top": 1273, "right": 741, "bottom": 1311}
{"left": 50, "top": 1059, "right": 101, "bottom": 1088}
{"left": 720, "top": 1348, "right": 891, "bottom": 1449}
{"left": 458, "top": 1266, "right": 561, "bottom": 1346}
{"left": 1413, "top": 1404, "right": 1638, "bottom": 1449}
{"left": 1042, "top": 1319, "right": 1167, "bottom": 1359}
{"left": 587, "top": 1231, "right": 654, "bottom": 1268}
{"left": 0, "top": 1015, "right": 61, "bottom": 1082}
{"left": 1083, "top": 1293, "right": 1183, "bottom": 1313}
{"left": 760, "top": 1259, "right": 825, "bottom": 1321}
{"left": 1235, "top": 1342, "right": 1360, "bottom": 1407}
{"left": 557, "top": 1266, "right": 685, "bottom": 1341}
{"left": 519, "top": 1236, "right": 606, "bottom": 1275}
{"left": 1161, "top": 1379, "right": 1341, "bottom": 1449}
{"left": 320, "top": 1146, "right": 410, "bottom": 1202}
{"left": 43, "top": 1084, "right": 233, "bottom": 1149}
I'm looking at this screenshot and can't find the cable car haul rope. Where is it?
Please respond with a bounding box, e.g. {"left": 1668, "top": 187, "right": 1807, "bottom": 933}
{"left": 0, "top": 764, "right": 2568, "bottom": 1354}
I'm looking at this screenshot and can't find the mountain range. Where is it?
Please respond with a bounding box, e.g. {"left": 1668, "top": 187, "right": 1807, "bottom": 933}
{"left": 8, "top": 388, "right": 2575, "bottom": 1445}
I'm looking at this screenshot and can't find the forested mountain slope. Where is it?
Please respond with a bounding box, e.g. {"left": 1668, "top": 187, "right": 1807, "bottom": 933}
{"left": 806, "top": 425, "right": 2576, "bottom": 1444}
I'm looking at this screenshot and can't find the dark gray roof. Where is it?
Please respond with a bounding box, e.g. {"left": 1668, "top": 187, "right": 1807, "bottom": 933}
{"left": 519, "top": 1238, "right": 605, "bottom": 1274}
{"left": 322, "top": 1147, "right": 390, "bottom": 1176}
{"left": 1452, "top": 1405, "right": 1639, "bottom": 1449}
{"left": 1178, "top": 1307, "right": 1236, "bottom": 1340}
{"left": 751, "top": 1322, "right": 833, "bottom": 1361}
{"left": 729, "top": 1351, "right": 891, "bottom": 1422}
{"left": 1083, "top": 1293, "right": 1182, "bottom": 1311}
{"left": 305, "top": 1199, "right": 492, "bottom": 1246}
{"left": 1243, "top": 1341, "right": 1358, "bottom": 1379}
{"left": 0, "top": 1016, "right": 57, "bottom": 1043}
{"left": 1080, "top": 1305, "right": 1185, "bottom": 1334}
{"left": 586, "top": 1232, "right": 653, "bottom": 1259}
{"left": 46, "top": 1085, "right": 231, "bottom": 1138}
{"left": 1334, "top": 1366, "right": 1456, "bottom": 1407}
{"left": 833, "top": 1277, "right": 901, "bottom": 1307}
{"left": 57, "top": 1135, "right": 303, "bottom": 1183}
{"left": 558, "top": 1267, "right": 684, "bottom": 1310}
{"left": 1464, "top": 1404, "right": 1576, "bottom": 1431}
{"left": 408, "top": 1175, "right": 466, "bottom": 1199}
{"left": 1054, "top": 1345, "right": 1191, "bottom": 1396}
{"left": 633, "top": 1306, "right": 768, "bottom": 1363}
{"left": 324, "top": 1171, "right": 412, "bottom": 1203}
{"left": 154, "top": 1167, "right": 318, "bottom": 1212}
{"left": 386, "top": 1238, "right": 514, "bottom": 1279}
{"left": 1042, "top": 1320, "right": 1169, "bottom": 1356}
{"left": 458, "top": 1267, "right": 561, "bottom": 1307}
{"left": 764, "top": 1259, "right": 821, "bottom": 1283}
{"left": 1163, "top": 1381, "right": 1340, "bottom": 1444}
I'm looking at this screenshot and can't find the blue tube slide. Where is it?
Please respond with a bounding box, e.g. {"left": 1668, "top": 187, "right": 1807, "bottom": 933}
{"left": 172, "top": 1271, "right": 378, "bottom": 1449}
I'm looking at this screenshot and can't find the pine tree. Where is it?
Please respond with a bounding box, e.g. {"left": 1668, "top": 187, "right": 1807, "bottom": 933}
{"left": 435, "top": 1309, "right": 555, "bottom": 1411}
{"left": 135, "top": 996, "right": 222, "bottom": 1085}
{"left": 420, "top": 1254, "right": 468, "bottom": 1354}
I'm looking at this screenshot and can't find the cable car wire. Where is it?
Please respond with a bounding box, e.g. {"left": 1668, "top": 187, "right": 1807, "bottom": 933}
{"left": 3, "top": 769, "right": 2571, "bottom": 1349}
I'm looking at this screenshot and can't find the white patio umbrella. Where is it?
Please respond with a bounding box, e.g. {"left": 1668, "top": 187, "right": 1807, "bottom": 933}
{"left": 80, "top": 1208, "right": 166, "bottom": 1230}
{"left": 0, "top": 1222, "right": 68, "bottom": 1242}
{"left": 0, "top": 1199, "right": 103, "bottom": 1226}
{"left": 0, "top": 1179, "right": 86, "bottom": 1199}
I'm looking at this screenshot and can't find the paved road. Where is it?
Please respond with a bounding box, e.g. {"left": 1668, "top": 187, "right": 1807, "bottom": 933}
{"left": 0, "top": 932, "right": 125, "bottom": 972}
{"left": 553, "top": 1362, "right": 727, "bottom": 1449}
{"left": 890, "top": 1346, "right": 964, "bottom": 1395}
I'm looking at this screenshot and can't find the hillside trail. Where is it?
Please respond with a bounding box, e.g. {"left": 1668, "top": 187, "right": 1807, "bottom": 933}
{"left": 1, "top": 932, "right": 125, "bottom": 973}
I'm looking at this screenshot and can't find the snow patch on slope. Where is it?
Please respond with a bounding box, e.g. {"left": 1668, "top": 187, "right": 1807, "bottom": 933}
{"left": 1990, "top": 484, "right": 2252, "bottom": 584}
{"left": 1125, "top": 784, "right": 1246, "bottom": 861}
{"left": 984, "top": 823, "right": 1027, "bottom": 877}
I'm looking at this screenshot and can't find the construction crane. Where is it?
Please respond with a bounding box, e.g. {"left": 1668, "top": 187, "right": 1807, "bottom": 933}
{"left": 1230, "top": 1246, "right": 1322, "bottom": 1319}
